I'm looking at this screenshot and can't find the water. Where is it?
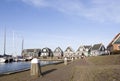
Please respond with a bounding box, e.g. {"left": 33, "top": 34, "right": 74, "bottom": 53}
{"left": 0, "top": 61, "right": 59, "bottom": 74}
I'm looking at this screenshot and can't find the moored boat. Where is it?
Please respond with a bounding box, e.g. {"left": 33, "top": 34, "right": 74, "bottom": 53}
{"left": 0, "top": 57, "right": 6, "bottom": 63}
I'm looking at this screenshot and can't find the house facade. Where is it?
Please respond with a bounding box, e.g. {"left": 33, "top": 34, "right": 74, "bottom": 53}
{"left": 84, "top": 46, "right": 92, "bottom": 56}
{"left": 107, "top": 33, "right": 120, "bottom": 54}
{"left": 76, "top": 45, "right": 92, "bottom": 57}
{"left": 91, "top": 43, "right": 106, "bottom": 56}
{"left": 41, "top": 47, "right": 53, "bottom": 57}
{"left": 75, "top": 46, "right": 84, "bottom": 58}
{"left": 53, "top": 47, "right": 63, "bottom": 59}
{"left": 64, "top": 46, "right": 75, "bottom": 59}
{"left": 22, "top": 49, "right": 41, "bottom": 57}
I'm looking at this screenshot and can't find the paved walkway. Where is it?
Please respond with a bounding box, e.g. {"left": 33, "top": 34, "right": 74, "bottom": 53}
{"left": 35, "top": 58, "right": 94, "bottom": 81}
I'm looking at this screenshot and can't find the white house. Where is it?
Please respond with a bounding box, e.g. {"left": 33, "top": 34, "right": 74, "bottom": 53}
{"left": 41, "top": 47, "right": 53, "bottom": 57}
{"left": 76, "top": 45, "right": 92, "bottom": 57}
{"left": 64, "top": 46, "right": 75, "bottom": 59}
{"left": 53, "top": 47, "right": 63, "bottom": 59}
{"left": 91, "top": 43, "right": 106, "bottom": 56}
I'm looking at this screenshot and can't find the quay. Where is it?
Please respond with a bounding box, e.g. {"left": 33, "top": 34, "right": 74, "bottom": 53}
{"left": 0, "top": 55, "right": 120, "bottom": 81}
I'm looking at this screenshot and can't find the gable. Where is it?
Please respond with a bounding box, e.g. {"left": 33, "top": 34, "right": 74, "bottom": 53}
{"left": 92, "top": 44, "right": 101, "bottom": 50}
{"left": 54, "top": 47, "right": 63, "bottom": 53}
{"left": 113, "top": 36, "right": 120, "bottom": 44}
{"left": 84, "top": 46, "right": 92, "bottom": 50}
{"left": 67, "top": 48, "right": 72, "bottom": 51}
{"left": 77, "top": 46, "right": 84, "bottom": 51}
{"left": 108, "top": 33, "right": 120, "bottom": 47}
{"left": 100, "top": 45, "right": 105, "bottom": 51}
{"left": 65, "top": 47, "right": 74, "bottom": 52}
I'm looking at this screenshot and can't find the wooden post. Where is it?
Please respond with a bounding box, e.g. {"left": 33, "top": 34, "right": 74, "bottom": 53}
{"left": 64, "top": 57, "right": 67, "bottom": 65}
{"left": 30, "top": 58, "right": 41, "bottom": 77}
{"left": 71, "top": 57, "right": 74, "bottom": 61}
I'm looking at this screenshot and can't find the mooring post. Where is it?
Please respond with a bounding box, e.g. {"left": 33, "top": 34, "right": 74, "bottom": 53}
{"left": 71, "top": 57, "right": 74, "bottom": 62}
{"left": 30, "top": 58, "right": 41, "bottom": 77}
{"left": 64, "top": 57, "right": 67, "bottom": 65}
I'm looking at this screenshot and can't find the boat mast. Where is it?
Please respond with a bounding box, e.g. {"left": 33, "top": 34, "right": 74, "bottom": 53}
{"left": 4, "top": 28, "right": 6, "bottom": 55}
{"left": 13, "top": 31, "right": 15, "bottom": 56}
{"left": 21, "top": 37, "right": 24, "bottom": 56}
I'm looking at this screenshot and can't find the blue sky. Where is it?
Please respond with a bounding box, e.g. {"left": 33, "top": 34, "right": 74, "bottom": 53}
{"left": 0, "top": 0, "right": 120, "bottom": 55}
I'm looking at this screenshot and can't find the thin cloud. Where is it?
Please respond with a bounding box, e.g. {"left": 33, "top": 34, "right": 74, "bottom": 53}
{"left": 22, "top": 0, "right": 46, "bottom": 7}
{"left": 21, "top": 0, "right": 120, "bottom": 23}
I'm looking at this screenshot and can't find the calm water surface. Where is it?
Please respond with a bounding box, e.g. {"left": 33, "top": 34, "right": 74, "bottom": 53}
{"left": 0, "top": 61, "right": 58, "bottom": 74}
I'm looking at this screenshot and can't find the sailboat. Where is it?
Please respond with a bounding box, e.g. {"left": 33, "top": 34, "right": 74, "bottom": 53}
{"left": 0, "top": 57, "right": 6, "bottom": 63}
{"left": 0, "top": 28, "right": 13, "bottom": 63}
{"left": 14, "top": 36, "right": 25, "bottom": 62}
{"left": 0, "top": 28, "right": 7, "bottom": 63}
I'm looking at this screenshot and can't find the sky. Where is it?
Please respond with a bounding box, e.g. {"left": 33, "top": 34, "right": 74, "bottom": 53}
{"left": 0, "top": 0, "right": 120, "bottom": 56}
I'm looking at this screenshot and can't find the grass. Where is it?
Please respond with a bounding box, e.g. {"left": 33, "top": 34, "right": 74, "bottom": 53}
{"left": 86, "top": 55, "right": 120, "bottom": 81}
{"left": 87, "top": 55, "right": 120, "bottom": 65}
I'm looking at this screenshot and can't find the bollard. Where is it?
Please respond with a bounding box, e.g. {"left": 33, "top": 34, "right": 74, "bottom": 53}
{"left": 64, "top": 57, "right": 67, "bottom": 65}
{"left": 30, "top": 58, "right": 41, "bottom": 77}
{"left": 71, "top": 57, "right": 74, "bottom": 61}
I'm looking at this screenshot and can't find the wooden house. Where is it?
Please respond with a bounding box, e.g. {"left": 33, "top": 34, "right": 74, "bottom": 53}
{"left": 64, "top": 46, "right": 75, "bottom": 59}
{"left": 91, "top": 43, "right": 105, "bottom": 56}
{"left": 76, "top": 45, "right": 92, "bottom": 57}
{"left": 107, "top": 33, "right": 120, "bottom": 54}
{"left": 53, "top": 47, "right": 63, "bottom": 59}
{"left": 41, "top": 47, "right": 53, "bottom": 57}
{"left": 75, "top": 46, "right": 84, "bottom": 58}
{"left": 84, "top": 46, "right": 92, "bottom": 56}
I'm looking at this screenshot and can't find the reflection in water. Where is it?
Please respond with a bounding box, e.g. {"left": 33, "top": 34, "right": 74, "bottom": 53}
{"left": 0, "top": 61, "right": 58, "bottom": 74}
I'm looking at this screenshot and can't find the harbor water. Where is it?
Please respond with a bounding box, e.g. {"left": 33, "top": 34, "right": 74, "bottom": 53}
{"left": 0, "top": 61, "right": 59, "bottom": 74}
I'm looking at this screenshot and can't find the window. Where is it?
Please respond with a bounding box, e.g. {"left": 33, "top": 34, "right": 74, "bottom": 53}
{"left": 43, "top": 49, "right": 46, "bottom": 52}
{"left": 118, "top": 46, "right": 120, "bottom": 49}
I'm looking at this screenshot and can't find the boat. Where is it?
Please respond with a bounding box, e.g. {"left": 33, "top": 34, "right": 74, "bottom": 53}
{"left": 0, "top": 28, "right": 7, "bottom": 63}
{"left": 0, "top": 28, "right": 13, "bottom": 63}
{"left": 0, "top": 57, "right": 6, "bottom": 63}
{"left": 25, "top": 56, "right": 33, "bottom": 61}
{"left": 14, "top": 56, "right": 25, "bottom": 62}
{"left": 13, "top": 32, "right": 25, "bottom": 62}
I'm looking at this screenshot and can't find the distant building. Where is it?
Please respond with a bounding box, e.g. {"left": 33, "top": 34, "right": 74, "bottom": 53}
{"left": 107, "top": 33, "right": 120, "bottom": 54}
{"left": 64, "top": 46, "right": 75, "bottom": 59}
{"left": 41, "top": 47, "right": 53, "bottom": 57}
{"left": 75, "top": 46, "right": 84, "bottom": 58}
{"left": 22, "top": 49, "right": 41, "bottom": 57}
{"left": 76, "top": 45, "right": 92, "bottom": 57}
{"left": 91, "top": 43, "right": 106, "bottom": 56}
{"left": 53, "top": 47, "right": 63, "bottom": 59}
{"left": 84, "top": 46, "right": 92, "bottom": 56}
